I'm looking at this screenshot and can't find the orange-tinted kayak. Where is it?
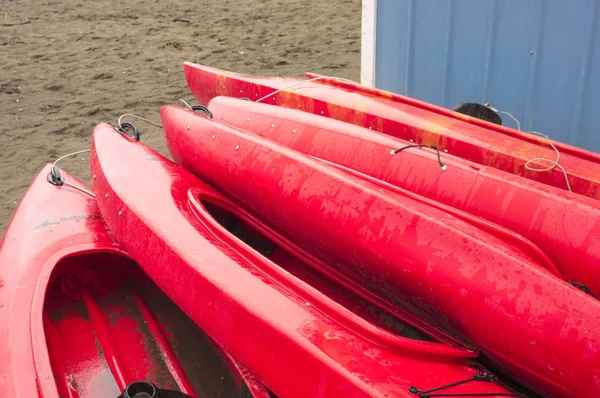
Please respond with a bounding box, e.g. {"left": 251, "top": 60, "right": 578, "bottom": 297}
{"left": 183, "top": 62, "right": 600, "bottom": 200}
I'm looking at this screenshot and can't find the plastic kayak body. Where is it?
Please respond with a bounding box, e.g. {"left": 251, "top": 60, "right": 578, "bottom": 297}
{"left": 0, "top": 166, "right": 268, "bottom": 398}
{"left": 304, "top": 71, "right": 600, "bottom": 163}
{"left": 90, "top": 123, "right": 521, "bottom": 398}
{"left": 206, "top": 96, "right": 600, "bottom": 296}
{"left": 183, "top": 62, "right": 600, "bottom": 200}
{"left": 161, "top": 107, "right": 600, "bottom": 397}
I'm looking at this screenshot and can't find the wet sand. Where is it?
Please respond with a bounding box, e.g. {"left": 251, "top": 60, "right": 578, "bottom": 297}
{"left": 0, "top": 0, "right": 360, "bottom": 233}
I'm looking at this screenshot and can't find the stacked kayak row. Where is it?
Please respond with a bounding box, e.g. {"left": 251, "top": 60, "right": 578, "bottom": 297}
{"left": 92, "top": 124, "right": 520, "bottom": 397}
{"left": 1, "top": 63, "right": 599, "bottom": 397}
{"left": 183, "top": 62, "right": 600, "bottom": 199}
{"left": 202, "top": 96, "right": 600, "bottom": 296}
{"left": 160, "top": 105, "right": 600, "bottom": 397}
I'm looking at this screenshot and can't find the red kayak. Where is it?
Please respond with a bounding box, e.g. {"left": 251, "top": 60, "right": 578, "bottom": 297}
{"left": 90, "top": 123, "right": 522, "bottom": 398}
{"left": 0, "top": 165, "right": 269, "bottom": 398}
{"left": 205, "top": 96, "right": 600, "bottom": 296}
{"left": 162, "top": 107, "right": 600, "bottom": 397}
{"left": 183, "top": 62, "right": 600, "bottom": 200}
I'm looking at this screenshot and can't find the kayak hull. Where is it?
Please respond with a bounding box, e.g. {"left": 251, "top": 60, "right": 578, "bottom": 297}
{"left": 91, "top": 123, "right": 518, "bottom": 398}
{"left": 206, "top": 95, "right": 600, "bottom": 296}
{"left": 161, "top": 107, "right": 600, "bottom": 397}
{"left": 0, "top": 165, "right": 267, "bottom": 398}
{"left": 183, "top": 62, "right": 600, "bottom": 200}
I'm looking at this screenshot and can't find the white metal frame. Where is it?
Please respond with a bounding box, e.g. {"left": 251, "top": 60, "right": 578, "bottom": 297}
{"left": 360, "top": 0, "right": 377, "bottom": 87}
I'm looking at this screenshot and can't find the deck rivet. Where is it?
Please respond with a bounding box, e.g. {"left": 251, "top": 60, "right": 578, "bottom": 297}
{"left": 298, "top": 105, "right": 301, "bottom": 108}
{"left": 271, "top": 124, "right": 275, "bottom": 128}
{"left": 444, "top": 149, "right": 448, "bottom": 153}
{"left": 320, "top": 111, "right": 324, "bottom": 115}
{"left": 292, "top": 129, "right": 296, "bottom": 134}
{"left": 306, "top": 302, "right": 311, "bottom": 306}
{"left": 187, "top": 125, "right": 191, "bottom": 130}
{"left": 93, "top": 175, "right": 96, "bottom": 179}
{"left": 240, "top": 90, "right": 243, "bottom": 93}
{"left": 235, "top": 145, "right": 240, "bottom": 151}
{"left": 222, "top": 85, "right": 226, "bottom": 88}
{"left": 369, "top": 126, "right": 372, "bottom": 130}
{"left": 105, "top": 193, "right": 108, "bottom": 198}
{"left": 272, "top": 97, "right": 275, "bottom": 101}
{"left": 247, "top": 118, "right": 251, "bottom": 122}
{"left": 118, "top": 211, "right": 122, "bottom": 216}
{"left": 211, "top": 135, "right": 215, "bottom": 140}
{"left": 410, "top": 139, "right": 413, "bottom": 142}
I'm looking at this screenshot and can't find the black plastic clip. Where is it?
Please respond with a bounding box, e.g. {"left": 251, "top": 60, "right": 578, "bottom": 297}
{"left": 569, "top": 281, "right": 598, "bottom": 299}
{"left": 47, "top": 165, "right": 65, "bottom": 186}
{"left": 118, "top": 381, "right": 194, "bottom": 398}
{"left": 115, "top": 122, "right": 140, "bottom": 141}
{"left": 191, "top": 105, "right": 213, "bottom": 118}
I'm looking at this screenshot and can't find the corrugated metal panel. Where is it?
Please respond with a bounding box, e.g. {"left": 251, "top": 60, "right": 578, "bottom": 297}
{"left": 374, "top": 0, "right": 600, "bottom": 152}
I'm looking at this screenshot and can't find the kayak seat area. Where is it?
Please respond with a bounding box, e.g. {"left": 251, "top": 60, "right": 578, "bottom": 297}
{"left": 42, "top": 252, "right": 239, "bottom": 397}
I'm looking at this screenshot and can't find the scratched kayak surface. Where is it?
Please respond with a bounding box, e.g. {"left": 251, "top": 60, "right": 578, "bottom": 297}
{"left": 162, "top": 107, "right": 600, "bottom": 397}
{"left": 91, "top": 123, "right": 523, "bottom": 398}
{"left": 204, "top": 95, "right": 600, "bottom": 298}
{"left": 183, "top": 62, "right": 600, "bottom": 200}
{"left": 0, "top": 165, "right": 267, "bottom": 398}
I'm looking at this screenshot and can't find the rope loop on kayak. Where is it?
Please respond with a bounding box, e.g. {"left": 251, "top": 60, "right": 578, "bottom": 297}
{"left": 116, "top": 114, "right": 163, "bottom": 141}
{"left": 191, "top": 105, "right": 213, "bottom": 118}
{"left": 495, "top": 109, "right": 520, "bottom": 131}
{"left": 115, "top": 122, "right": 140, "bottom": 141}
{"left": 569, "top": 281, "right": 598, "bottom": 299}
{"left": 47, "top": 149, "right": 96, "bottom": 198}
{"left": 524, "top": 131, "right": 571, "bottom": 192}
{"left": 484, "top": 107, "right": 572, "bottom": 192}
{"left": 391, "top": 144, "right": 447, "bottom": 171}
{"left": 408, "top": 371, "right": 522, "bottom": 397}
{"left": 179, "top": 98, "right": 194, "bottom": 110}
{"left": 255, "top": 76, "right": 359, "bottom": 104}
{"left": 179, "top": 99, "right": 213, "bottom": 118}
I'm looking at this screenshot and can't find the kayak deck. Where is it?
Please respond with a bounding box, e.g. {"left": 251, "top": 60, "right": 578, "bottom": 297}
{"left": 202, "top": 200, "right": 434, "bottom": 343}
{"left": 183, "top": 62, "right": 600, "bottom": 200}
{"left": 92, "top": 123, "right": 525, "bottom": 397}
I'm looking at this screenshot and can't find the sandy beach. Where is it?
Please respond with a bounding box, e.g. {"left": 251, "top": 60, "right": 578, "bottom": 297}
{"left": 0, "top": 0, "right": 360, "bottom": 234}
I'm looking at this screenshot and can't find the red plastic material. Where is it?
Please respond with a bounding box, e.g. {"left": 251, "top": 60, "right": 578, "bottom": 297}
{"left": 305, "top": 71, "right": 600, "bottom": 164}
{"left": 0, "top": 165, "right": 267, "bottom": 398}
{"left": 90, "top": 123, "right": 520, "bottom": 398}
{"left": 183, "top": 62, "right": 600, "bottom": 199}
{"left": 161, "top": 107, "right": 600, "bottom": 397}
{"left": 206, "top": 96, "right": 600, "bottom": 296}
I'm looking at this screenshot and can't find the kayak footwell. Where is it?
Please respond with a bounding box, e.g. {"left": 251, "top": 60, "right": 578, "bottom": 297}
{"left": 42, "top": 252, "right": 239, "bottom": 398}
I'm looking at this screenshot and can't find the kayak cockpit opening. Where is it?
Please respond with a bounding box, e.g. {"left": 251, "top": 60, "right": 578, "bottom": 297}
{"left": 201, "top": 200, "right": 434, "bottom": 343}
{"left": 41, "top": 252, "right": 242, "bottom": 398}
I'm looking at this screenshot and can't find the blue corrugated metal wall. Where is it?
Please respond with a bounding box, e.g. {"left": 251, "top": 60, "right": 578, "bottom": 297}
{"left": 374, "top": 0, "right": 600, "bottom": 152}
